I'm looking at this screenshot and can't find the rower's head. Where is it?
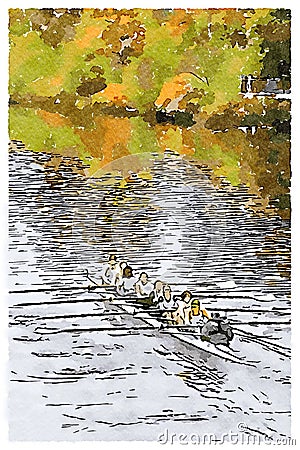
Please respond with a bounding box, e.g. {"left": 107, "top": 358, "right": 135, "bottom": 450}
{"left": 139, "top": 272, "right": 148, "bottom": 284}
{"left": 154, "top": 280, "right": 163, "bottom": 292}
{"left": 211, "top": 312, "right": 222, "bottom": 321}
{"left": 119, "top": 261, "right": 127, "bottom": 276}
{"left": 191, "top": 299, "right": 200, "bottom": 316}
{"left": 163, "top": 284, "right": 172, "bottom": 301}
{"left": 180, "top": 290, "right": 192, "bottom": 302}
{"left": 123, "top": 266, "right": 133, "bottom": 278}
{"left": 108, "top": 255, "right": 117, "bottom": 267}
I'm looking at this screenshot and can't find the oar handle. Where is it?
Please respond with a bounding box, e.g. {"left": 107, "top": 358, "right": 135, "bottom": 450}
{"left": 85, "top": 269, "right": 99, "bottom": 286}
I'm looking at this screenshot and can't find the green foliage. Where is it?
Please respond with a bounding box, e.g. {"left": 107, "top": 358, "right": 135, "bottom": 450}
{"left": 269, "top": 129, "right": 290, "bottom": 143}
{"left": 10, "top": 106, "right": 53, "bottom": 151}
{"left": 271, "top": 9, "right": 291, "bottom": 22}
{"left": 193, "top": 136, "right": 241, "bottom": 186}
{"left": 267, "top": 149, "right": 279, "bottom": 165}
{"left": 273, "top": 193, "right": 290, "bottom": 210}
{"left": 263, "top": 108, "right": 290, "bottom": 124}
{"left": 9, "top": 31, "right": 63, "bottom": 96}
{"left": 8, "top": 8, "right": 291, "bottom": 217}
{"left": 260, "top": 40, "right": 290, "bottom": 78}
{"left": 128, "top": 117, "right": 159, "bottom": 154}
{"left": 174, "top": 111, "right": 195, "bottom": 128}
{"left": 10, "top": 7, "right": 288, "bottom": 111}
{"left": 9, "top": 106, "right": 84, "bottom": 153}
{"left": 9, "top": 9, "right": 31, "bottom": 36}
{"left": 277, "top": 172, "right": 290, "bottom": 188}
{"left": 240, "top": 113, "right": 262, "bottom": 127}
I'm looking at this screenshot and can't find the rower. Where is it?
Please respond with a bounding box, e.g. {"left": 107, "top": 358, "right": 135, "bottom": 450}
{"left": 114, "top": 261, "right": 127, "bottom": 286}
{"left": 100, "top": 254, "right": 118, "bottom": 285}
{"left": 190, "top": 299, "right": 210, "bottom": 326}
{"left": 157, "top": 284, "right": 176, "bottom": 310}
{"left": 135, "top": 272, "right": 154, "bottom": 298}
{"left": 149, "top": 280, "right": 164, "bottom": 306}
{"left": 135, "top": 279, "right": 164, "bottom": 308}
{"left": 201, "top": 313, "right": 233, "bottom": 346}
{"left": 116, "top": 265, "right": 137, "bottom": 296}
{"left": 158, "top": 284, "right": 177, "bottom": 325}
{"left": 173, "top": 290, "right": 193, "bottom": 325}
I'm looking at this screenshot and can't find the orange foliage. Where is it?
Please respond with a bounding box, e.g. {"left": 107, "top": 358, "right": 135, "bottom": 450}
{"left": 50, "top": 76, "right": 63, "bottom": 87}
{"left": 182, "top": 128, "right": 196, "bottom": 155}
{"left": 76, "top": 26, "right": 101, "bottom": 49}
{"left": 76, "top": 116, "right": 131, "bottom": 166}
{"left": 119, "top": 14, "right": 132, "bottom": 26}
{"left": 155, "top": 74, "right": 192, "bottom": 107}
{"left": 166, "top": 9, "right": 191, "bottom": 37}
{"left": 100, "top": 116, "right": 131, "bottom": 166}
{"left": 37, "top": 110, "right": 70, "bottom": 127}
{"left": 195, "top": 128, "right": 248, "bottom": 164}
{"left": 223, "top": 9, "right": 246, "bottom": 27}
{"left": 197, "top": 128, "right": 226, "bottom": 153}
{"left": 101, "top": 84, "right": 127, "bottom": 104}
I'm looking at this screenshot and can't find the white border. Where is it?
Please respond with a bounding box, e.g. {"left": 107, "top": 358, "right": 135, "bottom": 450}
{"left": 1, "top": 2, "right": 299, "bottom": 449}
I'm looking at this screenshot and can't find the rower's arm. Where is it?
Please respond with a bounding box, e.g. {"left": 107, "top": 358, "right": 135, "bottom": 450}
{"left": 135, "top": 282, "right": 142, "bottom": 296}
{"left": 202, "top": 309, "right": 211, "bottom": 320}
{"left": 101, "top": 265, "right": 110, "bottom": 284}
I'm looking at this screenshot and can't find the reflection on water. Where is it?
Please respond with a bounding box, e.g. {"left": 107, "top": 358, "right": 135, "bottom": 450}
{"left": 9, "top": 150, "right": 291, "bottom": 441}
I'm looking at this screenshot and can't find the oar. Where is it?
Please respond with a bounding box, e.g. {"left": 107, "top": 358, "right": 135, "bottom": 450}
{"left": 34, "top": 325, "right": 159, "bottom": 335}
{"left": 133, "top": 306, "right": 292, "bottom": 357}
{"left": 13, "top": 311, "right": 133, "bottom": 322}
{"left": 85, "top": 269, "right": 100, "bottom": 287}
{"left": 233, "top": 328, "right": 291, "bottom": 356}
{"left": 12, "top": 296, "right": 111, "bottom": 308}
{"left": 9, "top": 269, "right": 110, "bottom": 295}
{"left": 9, "top": 284, "right": 102, "bottom": 295}
{"left": 229, "top": 320, "right": 291, "bottom": 326}
{"left": 203, "top": 307, "right": 289, "bottom": 314}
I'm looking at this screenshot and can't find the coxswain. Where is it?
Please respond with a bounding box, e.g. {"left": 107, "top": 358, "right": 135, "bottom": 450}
{"left": 201, "top": 313, "right": 233, "bottom": 346}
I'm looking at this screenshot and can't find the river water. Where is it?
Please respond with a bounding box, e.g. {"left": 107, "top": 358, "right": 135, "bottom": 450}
{"left": 8, "top": 148, "right": 291, "bottom": 442}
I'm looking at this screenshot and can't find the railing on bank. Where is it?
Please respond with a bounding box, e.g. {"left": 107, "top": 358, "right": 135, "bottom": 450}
{"left": 240, "top": 75, "right": 291, "bottom": 98}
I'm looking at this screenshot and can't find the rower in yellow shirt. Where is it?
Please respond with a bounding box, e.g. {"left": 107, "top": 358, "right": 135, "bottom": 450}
{"left": 190, "top": 298, "right": 211, "bottom": 325}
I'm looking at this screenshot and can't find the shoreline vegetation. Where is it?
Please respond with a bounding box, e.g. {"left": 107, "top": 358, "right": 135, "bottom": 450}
{"left": 9, "top": 8, "right": 291, "bottom": 219}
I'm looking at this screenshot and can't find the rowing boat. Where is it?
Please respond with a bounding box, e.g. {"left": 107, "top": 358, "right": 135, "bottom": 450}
{"left": 31, "top": 290, "right": 254, "bottom": 365}
{"left": 14, "top": 272, "right": 289, "bottom": 365}
{"left": 22, "top": 270, "right": 288, "bottom": 365}
{"left": 112, "top": 299, "right": 255, "bottom": 366}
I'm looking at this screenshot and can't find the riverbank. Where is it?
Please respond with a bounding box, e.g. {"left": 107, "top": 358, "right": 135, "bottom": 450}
{"left": 9, "top": 136, "right": 291, "bottom": 223}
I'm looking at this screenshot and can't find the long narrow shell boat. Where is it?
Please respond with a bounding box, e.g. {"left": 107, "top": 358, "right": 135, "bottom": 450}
{"left": 112, "top": 298, "right": 254, "bottom": 366}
